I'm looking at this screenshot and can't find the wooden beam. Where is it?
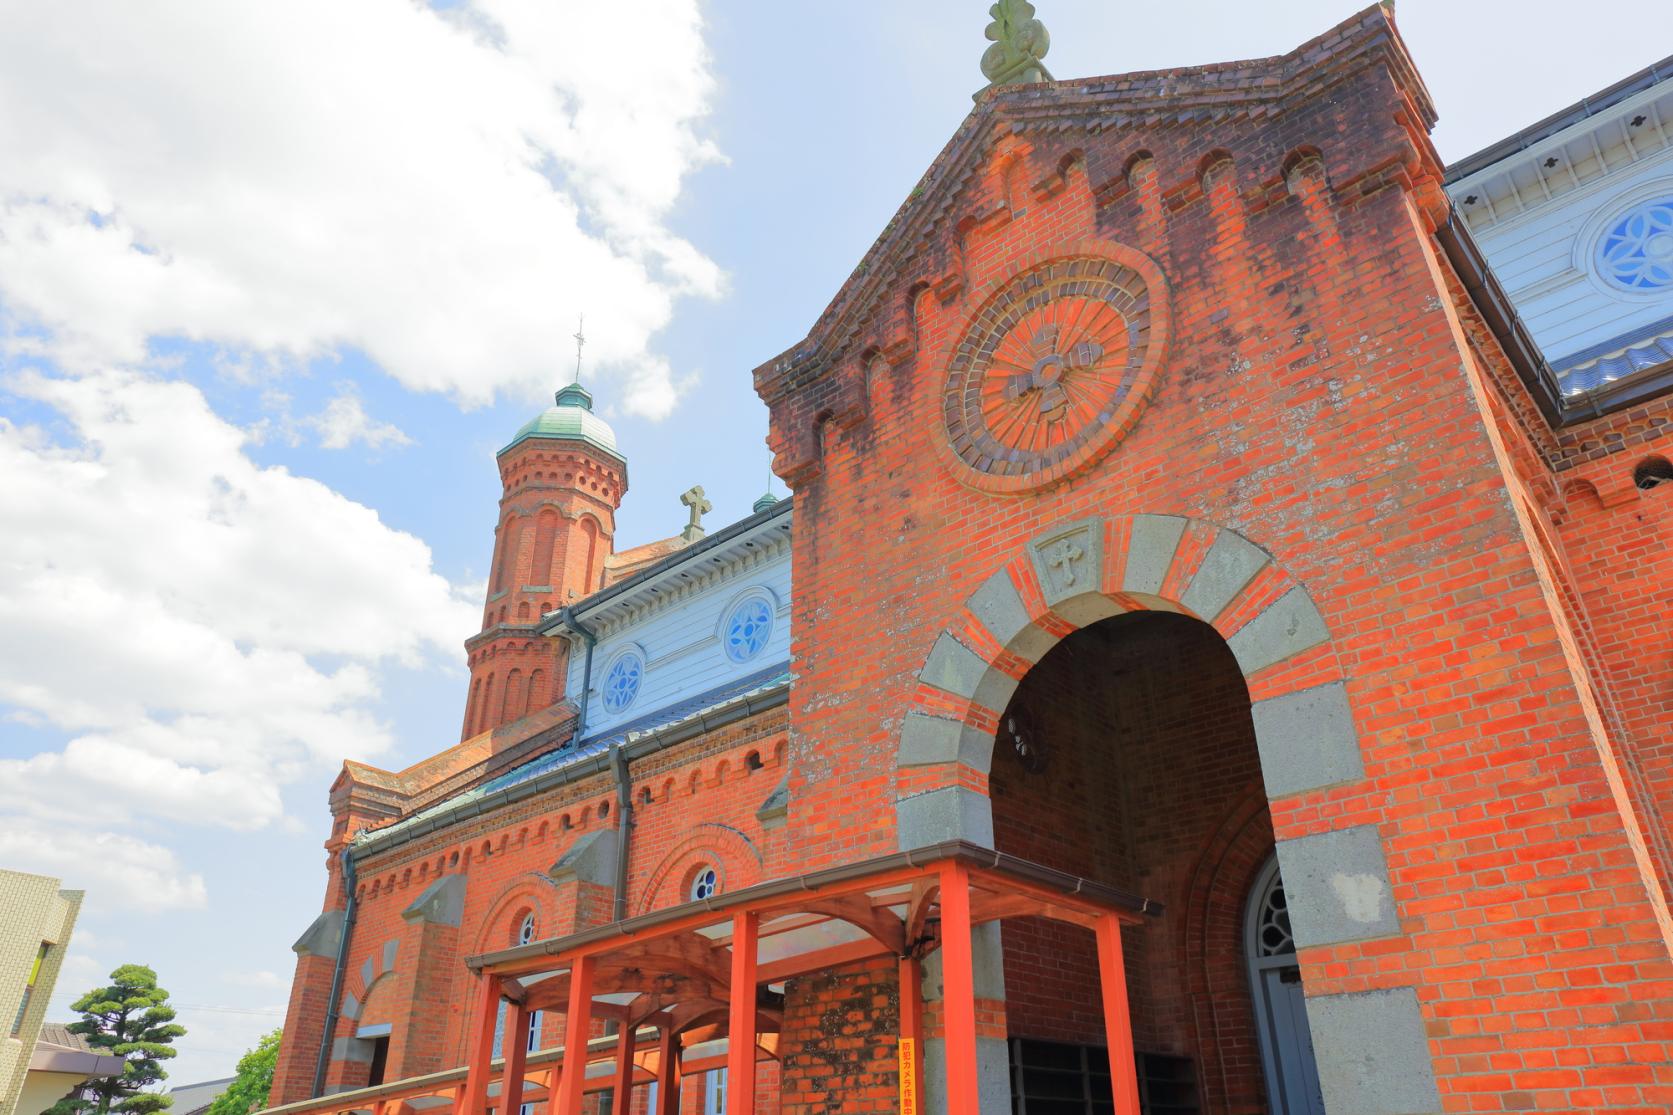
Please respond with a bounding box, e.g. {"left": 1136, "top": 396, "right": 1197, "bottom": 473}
{"left": 655, "top": 1029, "right": 680, "bottom": 1115}
{"left": 938, "top": 862, "right": 980, "bottom": 1114}
{"left": 727, "top": 911, "right": 759, "bottom": 1114}
{"left": 797, "top": 894, "right": 908, "bottom": 954}
{"left": 501, "top": 1000, "right": 529, "bottom": 1115}
{"left": 458, "top": 975, "right": 500, "bottom": 1115}
{"left": 554, "top": 954, "right": 595, "bottom": 1115}
{"left": 898, "top": 955, "right": 923, "bottom": 1113}
{"left": 756, "top": 937, "right": 892, "bottom": 984}
{"left": 609, "top": 1023, "right": 634, "bottom": 1115}
{"left": 1095, "top": 913, "right": 1142, "bottom": 1115}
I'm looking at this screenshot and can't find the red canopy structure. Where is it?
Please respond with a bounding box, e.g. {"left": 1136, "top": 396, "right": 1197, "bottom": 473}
{"left": 261, "top": 841, "right": 1158, "bottom": 1115}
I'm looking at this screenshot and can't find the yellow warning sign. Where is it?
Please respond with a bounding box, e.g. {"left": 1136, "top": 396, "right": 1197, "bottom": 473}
{"left": 898, "top": 1037, "right": 918, "bottom": 1115}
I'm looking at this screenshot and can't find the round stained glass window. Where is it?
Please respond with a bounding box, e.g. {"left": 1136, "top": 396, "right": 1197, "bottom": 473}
{"left": 723, "top": 595, "right": 774, "bottom": 663}
{"left": 601, "top": 651, "right": 642, "bottom": 714}
{"left": 1597, "top": 197, "right": 1673, "bottom": 291}
{"left": 690, "top": 866, "right": 718, "bottom": 902}
{"left": 518, "top": 913, "right": 536, "bottom": 946}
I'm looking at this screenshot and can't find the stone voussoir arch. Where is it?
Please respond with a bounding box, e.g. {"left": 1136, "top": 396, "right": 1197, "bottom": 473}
{"left": 894, "top": 511, "right": 1446, "bottom": 1115}
{"left": 896, "top": 512, "right": 1360, "bottom": 844}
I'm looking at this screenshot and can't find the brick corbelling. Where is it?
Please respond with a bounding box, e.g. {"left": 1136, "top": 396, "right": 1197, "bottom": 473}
{"left": 279, "top": 704, "right": 792, "bottom": 1101}
{"left": 761, "top": 42, "right": 1673, "bottom": 1103}
{"left": 754, "top": 4, "right": 1436, "bottom": 412}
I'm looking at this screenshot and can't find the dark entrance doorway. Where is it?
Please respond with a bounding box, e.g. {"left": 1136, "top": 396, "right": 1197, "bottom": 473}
{"left": 990, "top": 610, "right": 1317, "bottom": 1114}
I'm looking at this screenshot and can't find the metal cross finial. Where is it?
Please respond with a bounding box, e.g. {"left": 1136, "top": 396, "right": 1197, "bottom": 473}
{"left": 572, "top": 314, "right": 586, "bottom": 384}
{"left": 680, "top": 485, "right": 712, "bottom": 543}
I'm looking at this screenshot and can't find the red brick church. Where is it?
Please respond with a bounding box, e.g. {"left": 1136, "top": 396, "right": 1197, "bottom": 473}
{"left": 268, "top": 6, "right": 1673, "bottom": 1113}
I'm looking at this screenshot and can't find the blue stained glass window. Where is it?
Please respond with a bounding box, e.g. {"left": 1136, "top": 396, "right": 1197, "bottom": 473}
{"left": 601, "top": 652, "right": 642, "bottom": 714}
{"left": 691, "top": 867, "right": 718, "bottom": 901}
{"left": 723, "top": 596, "right": 774, "bottom": 663}
{"left": 1598, "top": 197, "right": 1673, "bottom": 291}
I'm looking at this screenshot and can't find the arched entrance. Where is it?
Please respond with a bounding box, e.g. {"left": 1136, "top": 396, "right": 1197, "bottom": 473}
{"left": 989, "top": 608, "right": 1293, "bottom": 1114}
{"left": 1246, "top": 856, "right": 1325, "bottom": 1115}
{"left": 896, "top": 514, "right": 1443, "bottom": 1114}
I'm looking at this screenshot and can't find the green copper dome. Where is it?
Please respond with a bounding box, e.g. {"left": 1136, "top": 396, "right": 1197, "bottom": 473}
{"left": 499, "top": 382, "right": 623, "bottom": 461}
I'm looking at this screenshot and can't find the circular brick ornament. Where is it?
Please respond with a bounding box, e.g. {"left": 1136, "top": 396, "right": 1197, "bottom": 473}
{"left": 939, "top": 249, "right": 1169, "bottom": 493}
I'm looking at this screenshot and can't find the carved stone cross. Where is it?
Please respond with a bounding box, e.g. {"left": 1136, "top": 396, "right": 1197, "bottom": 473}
{"left": 1047, "top": 538, "right": 1084, "bottom": 588}
{"left": 680, "top": 485, "right": 712, "bottom": 543}
{"left": 1003, "top": 323, "right": 1103, "bottom": 423}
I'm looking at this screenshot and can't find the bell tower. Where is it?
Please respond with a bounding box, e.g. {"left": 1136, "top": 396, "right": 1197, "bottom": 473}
{"left": 461, "top": 338, "right": 627, "bottom": 740}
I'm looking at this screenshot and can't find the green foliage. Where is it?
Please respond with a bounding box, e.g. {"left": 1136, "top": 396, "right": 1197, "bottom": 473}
{"left": 205, "top": 1030, "right": 281, "bottom": 1115}
{"left": 45, "top": 964, "right": 187, "bottom": 1115}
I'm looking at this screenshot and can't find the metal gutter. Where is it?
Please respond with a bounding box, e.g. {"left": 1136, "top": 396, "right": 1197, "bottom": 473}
{"left": 1445, "top": 52, "right": 1673, "bottom": 184}
{"left": 312, "top": 847, "right": 358, "bottom": 1098}
{"left": 609, "top": 743, "right": 633, "bottom": 923}
{"left": 348, "top": 681, "right": 791, "bottom": 863}
{"left": 467, "top": 839, "right": 1162, "bottom": 973}
{"left": 1436, "top": 207, "right": 1673, "bottom": 427}
{"left": 539, "top": 496, "right": 793, "bottom": 638}
{"left": 559, "top": 606, "right": 598, "bottom": 737}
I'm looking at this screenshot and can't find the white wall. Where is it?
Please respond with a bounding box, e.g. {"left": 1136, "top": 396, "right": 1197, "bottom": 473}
{"left": 566, "top": 546, "right": 792, "bottom": 738}
{"left": 1449, "top": 81, "right": 1673, "bottom": 370}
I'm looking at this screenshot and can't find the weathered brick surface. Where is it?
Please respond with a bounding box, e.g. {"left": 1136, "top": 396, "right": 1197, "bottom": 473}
{"left": 778, "top": 958, "right": 900, "bottom": 1115}
{"left": 750, "top": 7, "right": 1673, "bottom": 1110}
{"left": 273, "top": 8, "right": 1673, "bottom": 1113}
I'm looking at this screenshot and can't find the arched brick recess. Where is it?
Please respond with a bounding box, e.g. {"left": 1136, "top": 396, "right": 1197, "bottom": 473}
{"left": 1178, "top": 784, "right": 1275, "bottom": 1114}
{"left": 470, "top": 872, "right": 561, "bottom": 956}
{"left": 638, "top": 823, "right": 764, "bottom": 913}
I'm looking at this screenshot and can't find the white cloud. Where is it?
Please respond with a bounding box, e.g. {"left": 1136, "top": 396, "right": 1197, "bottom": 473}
{"left": 0, "top": 0, "right": 723, "bottom": 418}
{"left": 307, "top": 385, "right": 413, "bottom": 451}
{"left": 0, "top": 368, "right": 477, "bottom": 833}
{"left": 0, "top": 824, "right": 207, "bottom": 913}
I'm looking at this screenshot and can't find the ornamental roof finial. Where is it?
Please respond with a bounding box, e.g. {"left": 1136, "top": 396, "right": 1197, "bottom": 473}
{"left": 980, "top": 0, "right": 1053, "bottom": 95}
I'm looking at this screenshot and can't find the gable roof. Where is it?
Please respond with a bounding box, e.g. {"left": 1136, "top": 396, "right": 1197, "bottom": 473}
{"left": 1445, "top": 51, "right": 1673, "bottom": 183}
{"left": 756, "top": 4, "right": 1432, "bottom": 396}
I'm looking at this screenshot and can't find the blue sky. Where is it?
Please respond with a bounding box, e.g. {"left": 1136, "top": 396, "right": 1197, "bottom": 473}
{"left": 1, "top": 0, "right": 1663, "bottom": 1087}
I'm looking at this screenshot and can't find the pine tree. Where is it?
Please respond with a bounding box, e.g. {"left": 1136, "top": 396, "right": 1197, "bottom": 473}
{"left": 205, "top": 1031, "right": 281, "bottom": 1115}
{"left": 46, "top": 964, "right": 187, "bottom": 1115}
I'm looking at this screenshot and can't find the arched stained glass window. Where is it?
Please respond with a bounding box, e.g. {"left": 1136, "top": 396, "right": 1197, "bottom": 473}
{"left": 723, "top": 594, "right": 774, "bottom": 663}
{"left": 601, "top": 651, "right": 643, "bottom": 714}
{"left": 1598, "top": 196, "right": 1673, "bottom": 291}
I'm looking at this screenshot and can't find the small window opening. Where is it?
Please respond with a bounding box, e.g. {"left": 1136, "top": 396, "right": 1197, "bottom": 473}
{"left": 1634, "top": 455, "right": 1673, "bottom": 490}
{"left": 518, "top": 912, "right": 536, "bottom": 946}
{"left": 745, "top": 750, "right": 764, "bottom": 771}
{"left": 367, "top": 1036, "right": 390, "bottom": 1087}
{"left": 691, "top": 866, "right": 719, "bottom": 902}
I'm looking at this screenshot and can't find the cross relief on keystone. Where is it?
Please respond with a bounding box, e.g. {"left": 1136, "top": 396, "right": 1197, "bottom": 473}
{"left": 1047, "top": 537, "right": 1084, "bottom": 588}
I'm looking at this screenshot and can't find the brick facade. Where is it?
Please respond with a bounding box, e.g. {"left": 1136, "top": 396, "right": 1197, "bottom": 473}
{"left": 273, "top": 7, "right": 1673, "bottom": 1114}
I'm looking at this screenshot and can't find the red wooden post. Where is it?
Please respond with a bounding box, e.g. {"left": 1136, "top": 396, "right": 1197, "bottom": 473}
{"left": 502, "top": 1000, "right": 530, "bottom": 1115}
{"left": 555, "top": 955, "right": 596, "bottom": 1115}
{"left": 727, "top": 911, "right": 759, "bottom": 1113}
{"left": 459, "top": 974, "right": 500, "bottom": 1115}
{"left": 898, "top": 955, "right": 924, "bottom": 1114}
{"left": 610, "top": 1021, "right": 635, "bottom": 1115}
{"left": 938, "top": 862, "right": 980, "bottom": 1115}
{"left": 655, "top": 1028, "right": 681, "bottom": 1115}
{"left": 1095, "top": 913, "right": 1142, "bottom": 1115}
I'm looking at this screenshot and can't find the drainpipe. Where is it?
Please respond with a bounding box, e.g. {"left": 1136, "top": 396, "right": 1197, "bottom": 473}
{"left": 559, "top": 606, "right": 598, "bottom": 737}
{"left": 312, "top": 845, "right": 359, "bottom": 1097}
{"left": 609, "top": 743, "right": 634, "bottom": 923}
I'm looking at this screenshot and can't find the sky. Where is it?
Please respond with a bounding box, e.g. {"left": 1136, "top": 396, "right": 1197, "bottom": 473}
{"left": 0, "top": 0, "right": 1664, "bottom": 1089}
